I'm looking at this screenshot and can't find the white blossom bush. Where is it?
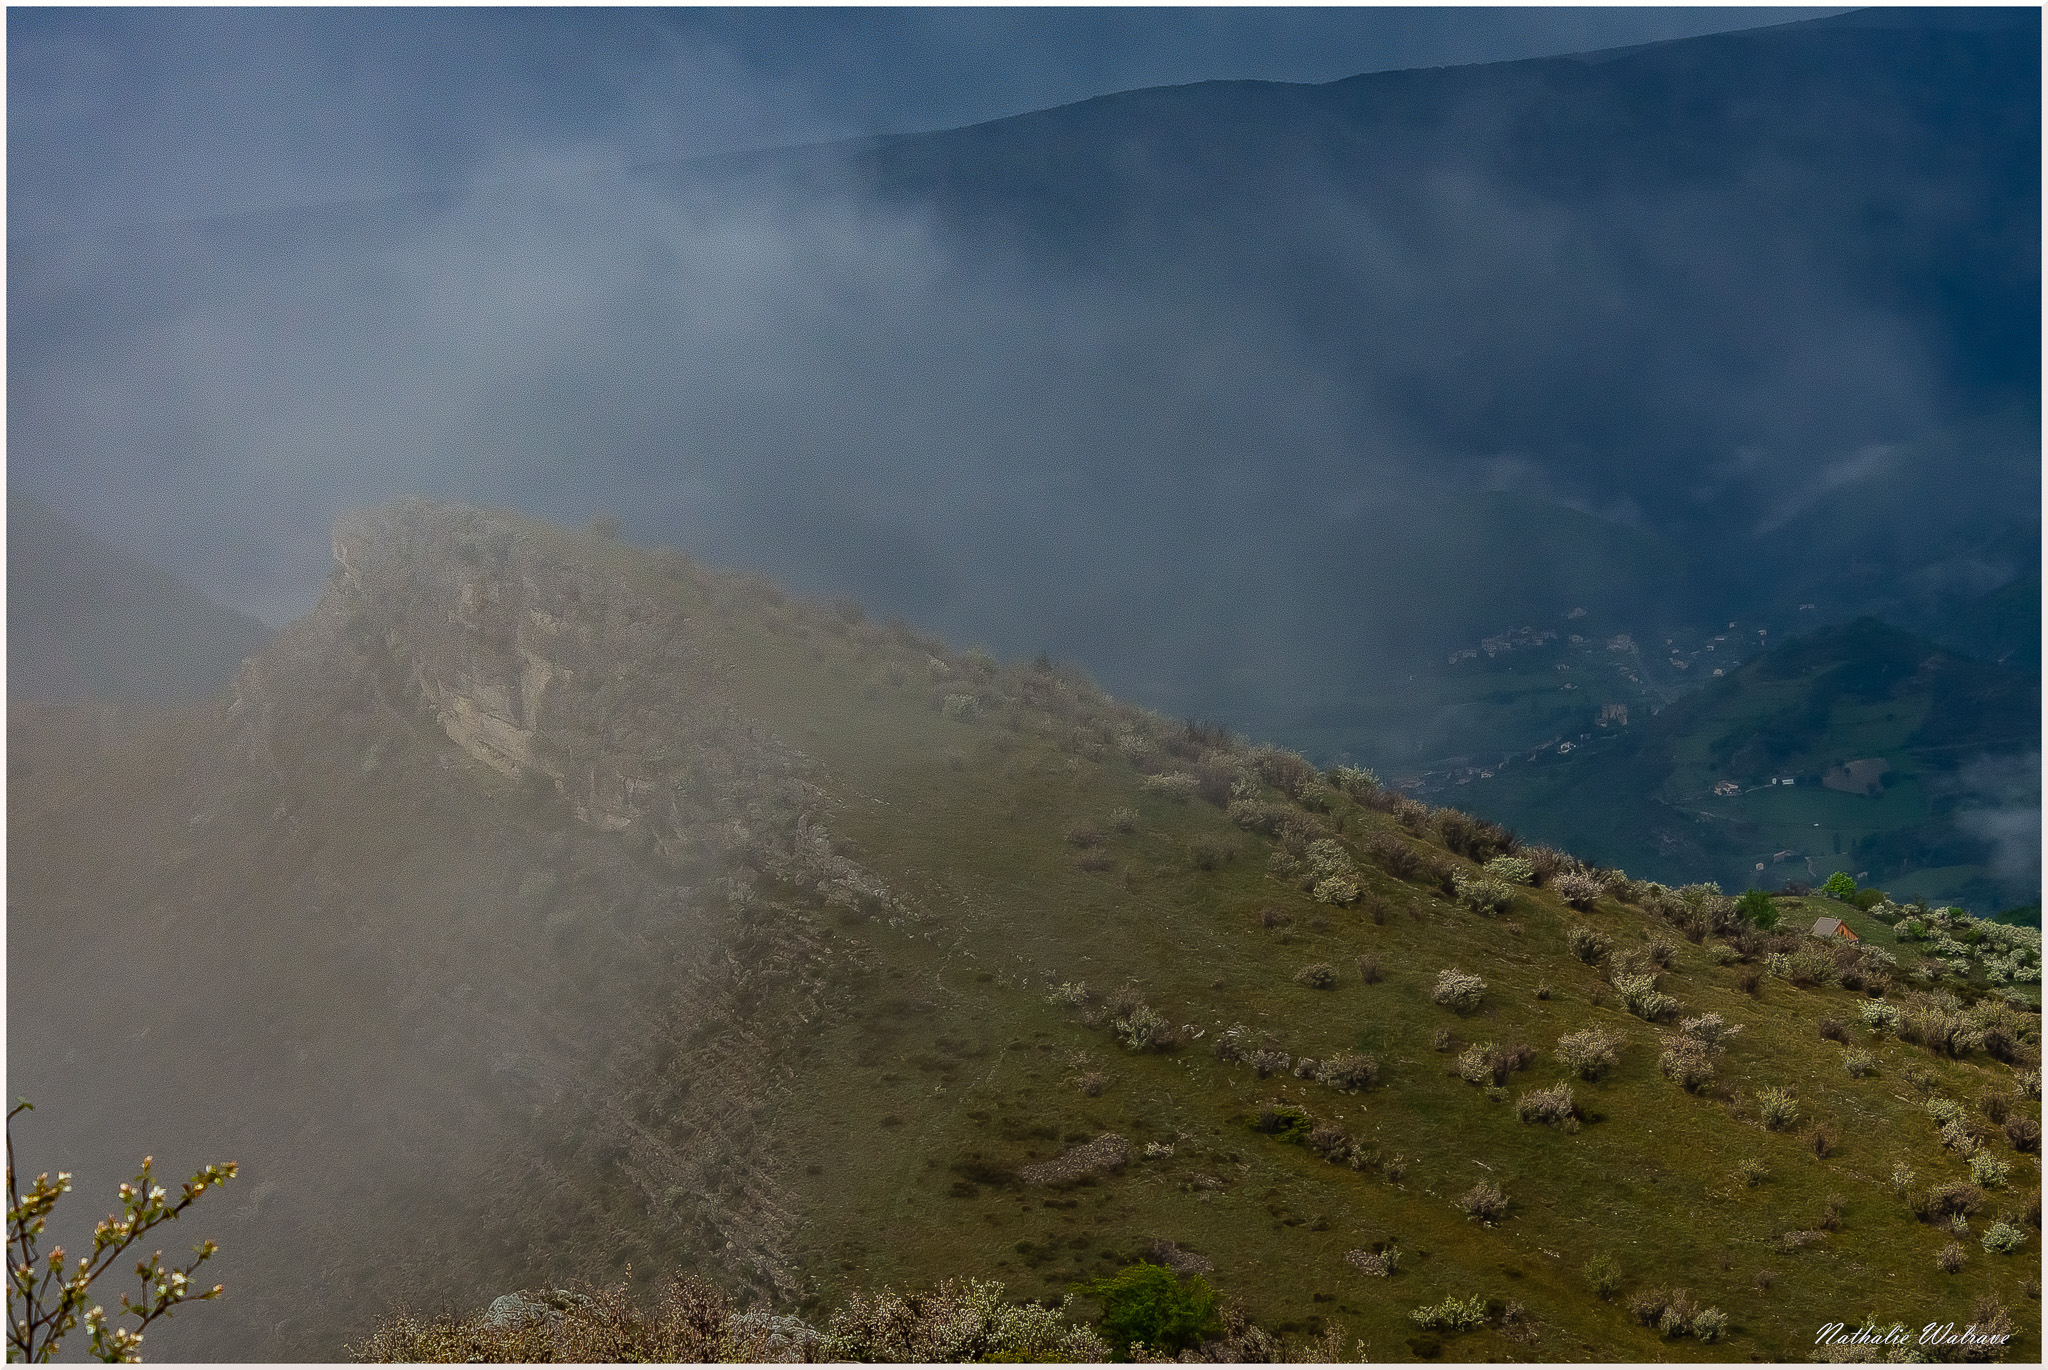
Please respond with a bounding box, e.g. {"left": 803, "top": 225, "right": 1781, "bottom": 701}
{"left": 1483, "top": 855, "right": 1535, "bottom": 885}
{"left": 1658, "top": 1034, "right": 1718, "bottom": 1092}
{"left": 1453, "top": 871, "right": 1515, "bottom": 915}
{"left": 1304, "top": 839, "right": 1360, "bottom": 894}
{"left": 1046, "top": 982, "right": 1091, "bottom": 1009}
{"left": 1556, "top": 1025, "right": 1625, "bottom": 1081}
{"left": 1328, "top": 764, "right": 1380, "bottom": 798}
{"left": 1969, "top": 1153, "right": 2010, "bottom": 1188}
{"left": 1515, "top": 1081, "right": 1582, "bottom": 1131}
{"left": 1312, "top": 876, "right": 1361, "bottom": 906}
{"left": 1613, "top": 971, "right": 1681, "bottom": 1023}
{"left": 1926, "top": 1097, "right": 1967, "bottom": 1128}
{"left": 1315, "top": 1054, "right": 1380, "bottom": 1092}
{"left": 1555, "top": 870, "right": 1607, "bottom": 908}
{"left": 1344, "top": 1246, "right": 1399, "bottom": 1277}
{"left": 1139, "top": 772, "right": 1197, "bottom": 802}
{"left": 1432, "top": 969, "right": 1488, "bottom": 1013}
{"left": 824, "top": 1279, "right": 1112, "bottom": 1362}
{"left": 1981, "top": 1220, "right": 2028, "bottom": 1255}
{"left": 1678, "top": 1012, "right": 1743, "bottom": 1049}
{"left": 1409, "top": 1295, "right": 1488, "bottom": 1331}
{"left": 1757, "top": 1086, "right": 1801, "bottom": 1131}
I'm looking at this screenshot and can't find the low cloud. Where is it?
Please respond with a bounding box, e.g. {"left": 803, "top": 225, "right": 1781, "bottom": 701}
{"left": 10, "top": 10, "right": 2030, "bottom": 733}
{"left": 1952, "top": 751, "right": 2042, "bottom": 897}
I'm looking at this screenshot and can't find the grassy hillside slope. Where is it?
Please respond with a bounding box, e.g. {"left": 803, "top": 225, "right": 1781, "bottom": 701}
{"left": 8, "top": 502, "right": 2040, "bottom": 1362}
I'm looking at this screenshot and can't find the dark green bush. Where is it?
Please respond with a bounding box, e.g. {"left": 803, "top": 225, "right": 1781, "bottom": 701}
{"left": 1249, "top": 1103, "right": 1314, "bottom": 1143}
{"left": 1075, "top": 1263, "right": 1223, "bottom": 1360}
{"left": 1736, "top": 888, "right": 1780, "bottom": 930}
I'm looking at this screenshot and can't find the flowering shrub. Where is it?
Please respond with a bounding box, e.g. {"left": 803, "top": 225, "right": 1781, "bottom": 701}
{"left": 1456, "top": 1180, "right": 1508, "bottom": 1222}
{"left": 1555, "top": 871, "right": 1606, "bottom": 908}
{"left": 1556, "top": 1025, "right": 1624, "bottom": 1080}
{"left": 1432, "top": 969, "right": 1487, "bottom": 1013}
{"left": 1315, "top": 1054, "right": 1380, "bottom": 1092}
{"left": 1345, "top": 1245, "right": 1399, "bottom": 1277}
{"left": 1248, "top": 1049, "right": 1291, "bottom": 1079}
{"left": 1454, "top": 871, "right": 1515, "bottom": 916}
{"left": 1968, "top": 1153, "right": 2010, "bottom": 1188}
{"left": 1328, "top": 764, "right": 1380, "bottom": 798}
{"left": 1457, "top": 1041, "right": 1535, "bottom": 1087}
{"left": 1304, "top": 840, "right": 1361, "bottom": 905}
{"left": 1483, "top": 855, "right": 1535, "bottom": 885}
{"left": 1658, "top": 1035, "right": 1718, "bottom": 1092}
{"left": 1293, "top": 963, "right": 1337, "bottom": 990}
{"left": 1409, "top": 1295, "right": 1488, "bottom": 1332}
{"left": 1140, "top": 772, "right": 1196, "bottom": 802}
{"left": 1627, "top": 1289, "right": 1723, "bottom": 1342}
{"left": 1515, "top": 1081, "right": 1582, "bottom": 1130}
{"left": 1613, "top": 971, "right": 1681, "bottom": 1023}
{"left": 1757, "top": 1087, "right": 1801, "bottom": 1131}
{"left": 819, "top": 1279, "right": 1112, "bottom": 1362}
{"left": 5, "top": 1102, "right": 238, "bottom": 1363}
{"left": 1113, "top": 1002, "right": 1180, "bottom": 1053}
{"left": 1678, "top": 1012, "right": 1743, "bottom": 1049}
{"left": 1981, "top": 1220, "right": 2028, "bottom": 1254}
{"left": 1046, "top": 981, "right": 1091, "bottom": 1009}
{"left": 1312, "top": 877, "right": 1360, "bottom": 906}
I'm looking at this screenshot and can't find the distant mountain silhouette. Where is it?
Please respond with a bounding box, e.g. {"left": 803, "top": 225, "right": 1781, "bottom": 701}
{"left": 8, "top": 497, "right": 271, "bottom": 704}
{"left": 667, "top": 6, "right": 2040, "bottom": 726}
{"left": 10, "top": 5, "right": 2036, "bottom": 747}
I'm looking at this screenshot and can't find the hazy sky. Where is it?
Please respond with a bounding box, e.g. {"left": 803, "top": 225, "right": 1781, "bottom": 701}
{"left": 11, "top": 7, "right": 1855, "bottom": 236}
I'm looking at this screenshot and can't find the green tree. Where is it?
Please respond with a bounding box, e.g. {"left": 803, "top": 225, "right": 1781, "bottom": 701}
{"left": 1075, "top": 1262, "right": 1222, "bottom": 1360}
{"left": 1823, "top": 871, "right": 1857, "bottom": 901}
{"left": 1736, "top": 888, "right": 1780, "bottom": 930}
{"left": 7, "top": 1101, "right": 236, "bottom": 1362}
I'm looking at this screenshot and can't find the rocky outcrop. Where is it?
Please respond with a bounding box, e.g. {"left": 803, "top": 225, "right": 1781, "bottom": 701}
{"left": 243, "top": 499, "right": 907, "bottom": 920}
{"left": 120, "top": 498, "right": 919, "bottom": 1345}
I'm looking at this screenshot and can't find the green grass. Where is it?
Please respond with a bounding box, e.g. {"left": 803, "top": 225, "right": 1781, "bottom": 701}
{"left": 545, "top": 534, "right": 2041, "bottom": 1360}
{"left": 18, "top": 506, "right": 2035, "bottom": 1362}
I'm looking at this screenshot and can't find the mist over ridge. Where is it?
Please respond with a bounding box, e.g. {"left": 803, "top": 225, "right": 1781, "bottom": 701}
{"left": 9, "top": 495, "right": 2041, "bottom": 1362}
{"left": 6, "top": 11, "right": 2042, "bottom": 1361}
{"left": 11, "top": 9, "right": 2036, "bottom": 747}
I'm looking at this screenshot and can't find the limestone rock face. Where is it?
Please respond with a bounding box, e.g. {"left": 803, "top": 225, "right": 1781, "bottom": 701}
{"left": 16, "top": 498, "right": 902, "bottom": 1359}
{"left": 247, "top": 498, "right": 904, "bottom": 915}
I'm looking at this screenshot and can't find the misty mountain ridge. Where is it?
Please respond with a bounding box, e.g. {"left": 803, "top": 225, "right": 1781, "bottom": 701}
{"left": 7, "top": 14, "right": 2039, "bottom": 1354}
{"left": 7, "top": 495, "right": 272, "bottom": 705}
{"left": 9, "top": 499, "right": 2040, "bottom": 1362}
{"left": 13, "top": 6, "right": 2035, "bottom": 748}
